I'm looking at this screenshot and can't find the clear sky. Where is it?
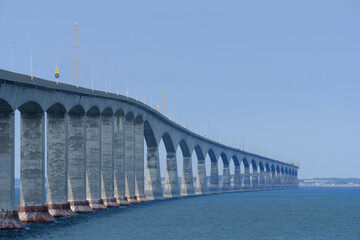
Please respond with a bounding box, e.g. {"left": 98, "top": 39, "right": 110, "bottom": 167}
{"left": 1, "top": 0, "right": 359, "bottom": 179}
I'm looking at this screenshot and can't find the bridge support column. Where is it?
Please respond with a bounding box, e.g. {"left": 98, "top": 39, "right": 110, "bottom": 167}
{"left": 46, "top": 112, "right": 75, "bottom": 217}
{"left": 86, "top": 114, "right": 105, "bottom": 209}
{"left": 209, "top": 161, "right": 219, "bottom": 193}
{"left": 145, "top": 146, "right": 163, "bottom": 200}
{"left": 259, "top": 169, "right": 265, "bottom": 189}
{"left": 195, "top": 158, "right": 207, "bottom": 194}
{"left": 114, "top": 114, "right": 128, "bottom": 205}
{"left": 134, "top": 120, "right": 146, "bottom": 202}
{"left": 265, "top": 170, "right": 271, "bottom": 189}
{"left": 164, "top": 151, "right": 180, "bottom": 198}
{"left": 101, "top": 114, "right": 118, "bottom": 207}
{"left": 233, "top": 164, "right": 241, "bottom": 191}
{"left": 0, "top": 112, "right": 24, "bottom": 229}
{"left": 181, "top": 156, "right": 195, "bottom": 196}
{"left": 125, "top": 118, "right": 137, "bottom": 203}
{"left": 271, "top": 170, "right": 276, "bottom": 188}
{"left": 68, "top": 112, "right": 92, "bottom": 213}
{"left": 243, "top": 167, "right": 251, "bottom": 189}
{"left": 281, "top": 172, "right": 286, "bottom": 188}
{"left": 18, "top": 112, "right": 54, "bottom": 222}
{"left": 221, "top": 163, "right": 231, "bottom": 191}
{"left": 276, "top": 171, "right": 281, "bottom": 188}
{"left": 252, "top": 169, "right": 258, "bottom": 190}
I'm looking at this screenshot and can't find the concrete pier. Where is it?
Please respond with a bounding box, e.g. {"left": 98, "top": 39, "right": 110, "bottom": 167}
{"left": 252, "top": 166, "right": 258, "bottom": 189}
{"left": 209, "top": 161, "right": 220, "bottom": 193}
{"left": 265, "top": 170, "right": 271, "bottom": 188}
{"left": 271, "top": 170, "right": 276, "bottom": 188}
{"left": 181, "top": 156, "right": 195, "bottom": 196}
{"left": 243, "top": 167, "right": 251, "bottom": 189}
{"left": 259, "top": 169, "right": 265, "bottom": 189}
{"left": 221, "top": 162, "right": 231, "bottom": 191}
{"left": 195, "top": 158, "right": 207, "bottom": 194}
{"left": 145, "top": 146, "right": 163, "bottom": 200}
{"left": 101, "top": 113, "right": 118, "bottom": 207}
{"left": 276, "top": 170, "right": 281, "bottom": 187}
{"left": 113, "top": 114, "right": 128, "bottom": 205}
{"left": 68, "top": 110, "right": 92, "bottom": 213}
{"left": 163, "top": 151, "right": 180, "bottom": 198}
{"left": 86, "top": 112, "right": 105, "bottom": 209}
{"left": 46, "top": 111, "right": 75, "bottom": 217}
{"left": 0, "top": 111, "right": 24, "bottom": 228}
{"left": 18, "top": 110, "right": 54, "bottom": 222}
{"left": 125, "top": 116, "right": 137, "bottom": 203}
{"left": 134, "top": 120, "right": 146, "bottom": 202}
{"left": 233, "top": 165, "right": 241, "bottom": 190}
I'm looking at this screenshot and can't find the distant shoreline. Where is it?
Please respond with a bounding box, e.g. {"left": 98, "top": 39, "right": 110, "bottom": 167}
{"left": 299, "top": 184, "right": 360, "bottom": 187}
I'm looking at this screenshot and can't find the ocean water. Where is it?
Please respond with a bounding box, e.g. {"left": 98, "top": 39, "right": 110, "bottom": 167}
{"left": 1, "top": 187, "right": 359, "bottom": 240}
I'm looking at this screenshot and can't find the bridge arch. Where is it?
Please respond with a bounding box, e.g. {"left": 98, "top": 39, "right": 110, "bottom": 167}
{"left": 102, "top": 107, "right": 113, "bottom": 116}
{"left": 18, "top": 101, "right": 43, "bottom": 113}
{"left": 0, "top": 99, "right": 13, "bottom": 112}
{"left": 46, "top": 103, "right": 66, "bottom": 114}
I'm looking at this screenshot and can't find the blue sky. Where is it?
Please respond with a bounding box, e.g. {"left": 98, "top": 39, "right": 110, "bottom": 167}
{"left": 1, "top": 0, "right": 359, "bottom": 179}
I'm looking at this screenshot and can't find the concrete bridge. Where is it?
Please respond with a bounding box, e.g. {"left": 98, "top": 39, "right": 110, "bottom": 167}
{"left": 0, "top": 69, "right": 299, "bottom": 229}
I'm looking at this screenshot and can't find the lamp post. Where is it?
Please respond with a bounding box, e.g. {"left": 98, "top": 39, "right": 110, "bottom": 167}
{"left": 10, "top": 41, "right": 15, "bottom": 72}
{"left": 115, "top": 65, "right": 119, "bottom": 96}
{"left": 125, "top": 69, "right": 129, "bottom": 98}
{"left": 53, "top": 37, "right": 59, "bottom": 84}
{"left": 104, "top": 60, "right": 108, "bottom": 94}
{"left": 75, "top": 22, "right": 78, "bottom": 88}
{"left": 90, "top": 54, "right": 93, "bottom": 91}
{"left": 27, "top": 24, "right": 33, "bottom": 80}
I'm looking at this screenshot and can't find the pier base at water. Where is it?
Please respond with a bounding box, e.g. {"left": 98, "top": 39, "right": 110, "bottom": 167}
{"left": 89, "top": 199, "right": 106, "bottom": 209}
{"left": 103, "top": 198, "right": 119, "bottom": 207}
{"left": 69, "top": 200, "right": 93, "bottom": 213}
{"left": 136, "top": 195, "right": 147, "bottom": 202}
{"left": 127, "top": 196, "right": 139, "bottom": 204}
{"left": 17, "top": 205, "right": 54, "bottom": 223}
{"left": 47, "top": 203, "right": 76, "bottom": 217}
{"left": 116, "top": 196, "right": 130, "bottom": 206}
{"left": 0, "top": 211, "right": 25, "bottom": 229}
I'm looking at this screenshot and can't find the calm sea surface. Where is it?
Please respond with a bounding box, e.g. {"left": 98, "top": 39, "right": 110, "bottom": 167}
{"left": 1, "top": 187, "right": 359, "bottom": 240}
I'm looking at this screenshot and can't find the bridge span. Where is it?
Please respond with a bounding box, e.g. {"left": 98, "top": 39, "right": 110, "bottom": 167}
{"left": 0, "top": 69, "right": 298, "bottom": 229}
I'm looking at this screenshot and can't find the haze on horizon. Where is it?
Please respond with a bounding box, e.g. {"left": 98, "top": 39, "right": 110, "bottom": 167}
{"left": 0, "top": 0, "right": 359, "bottom": 179}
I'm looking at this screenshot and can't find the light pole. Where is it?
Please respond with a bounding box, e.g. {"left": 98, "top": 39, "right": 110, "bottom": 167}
{"left": 125, "top": 69, "right": 129, "bottom": 97}
{"left": 10, "top": 41, "right": 15, "bottom": 72}
{"left": 134, "top": 74, "right": 138, "bottom": 101}
{"left": 115, "top": 65, "right": 119, "bottom": 96}
{"left": 27, "top": 24, "right": 33, "bottom": 80}
{"left": 104, "top": 60, "right": 108, "bottom": 94}
{"left": 90, "top": 54, "right": 93, "bottom": 91}
{"left": 53, "top": 37, "right": 59, "bottom": 84}
{"left": 75, "top": 23, "right": 78, "bottom": 88}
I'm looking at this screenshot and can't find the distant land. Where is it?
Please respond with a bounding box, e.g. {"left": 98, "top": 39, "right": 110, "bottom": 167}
{"left": 299, "top": 178, "right": 360, "bottom": 187}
